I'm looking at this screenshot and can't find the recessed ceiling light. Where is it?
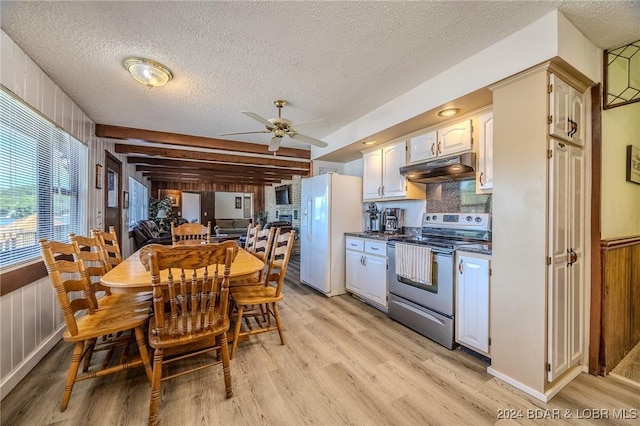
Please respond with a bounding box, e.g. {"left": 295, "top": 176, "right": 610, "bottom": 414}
{"left": 437, "top": 108, "right": 460, "bottom": 117}
{"left": 123, "top": 57, "right": 173, "bottom": 88}
{"left": 363, "top": 141, "right": 377, "bottom": 145}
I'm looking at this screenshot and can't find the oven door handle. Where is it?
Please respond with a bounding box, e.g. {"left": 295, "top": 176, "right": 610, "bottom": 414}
{"left": 391, "top": 300, "right": 445, "bottom": 326}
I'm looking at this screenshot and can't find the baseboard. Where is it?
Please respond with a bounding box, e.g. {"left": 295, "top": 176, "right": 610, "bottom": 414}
{"left": 487, "top": 364, "right": 583, "bottom": 403}
{"left": 487, "top": 367, "right": 549, "bottom": 402}
{"left": 544, "top": 365, "right": 582, "bottom": 401}
{"left": 0, "top": 326, "right": 64, "bottom": 400}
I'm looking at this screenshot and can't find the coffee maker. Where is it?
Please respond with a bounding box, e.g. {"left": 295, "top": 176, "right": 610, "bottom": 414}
{"left": 365, "top": 203, "right": 382, "bottom": 233}
{"left": 383, "top": 208, "right": 400, "bottom": 234}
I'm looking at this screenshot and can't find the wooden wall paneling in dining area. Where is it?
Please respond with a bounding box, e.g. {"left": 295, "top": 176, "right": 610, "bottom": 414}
{"left": 152, "top": 183, "right": 265, "bottom": 222}
{"left": 600, "top": 236, "right": 640, "bottom": 373}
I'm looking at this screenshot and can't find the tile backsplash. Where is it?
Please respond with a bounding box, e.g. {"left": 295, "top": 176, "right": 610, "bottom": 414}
{"left": 426, "top": 179, "right": 491, "bottom": 213}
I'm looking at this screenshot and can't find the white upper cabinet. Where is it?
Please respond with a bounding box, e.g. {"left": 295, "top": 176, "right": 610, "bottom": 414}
{"left": 362, "top": 149, "right": 383, "bottom": 200}
{"left": 362, "top": 140, "right": 425, "bottom": 201}
{"left": 549, "top": 74, "right": 585, "bottom": 147}
{"left": 438, "top": 119, "right": 473, "bottom": 156}
{"left": 409, "top": 130, "right": 437, "bottom": 162}
{"left": 381, "top": 142, "right": 407, "bottom": 198}
{"left": 409, "top": 120, "right": 472, "bottom": 163}
{"left": 477, "top": 112, "right": 494, "bottom": 192}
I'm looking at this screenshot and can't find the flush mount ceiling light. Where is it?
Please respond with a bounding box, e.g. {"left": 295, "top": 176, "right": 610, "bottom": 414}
{"left": 363, "top": 140, "right": 377, "bottom": 145}
{"left": 123, "top": 57, "right": 173, "bottom": 88}
{"left": 437, "top": 108, "right": 460, "bottom": 117}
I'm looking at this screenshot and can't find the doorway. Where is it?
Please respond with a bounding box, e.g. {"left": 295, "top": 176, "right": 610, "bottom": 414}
{"left": 104, "top": 152, "right": 122, "bottom": 242}
{"left": 181, "top": 192, "right": 201, "bottom": 223}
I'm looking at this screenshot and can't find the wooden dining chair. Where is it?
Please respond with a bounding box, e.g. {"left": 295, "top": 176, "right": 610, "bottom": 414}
{"left": 144, "top": 241, "right": 238, "bottom": 426}
{"left": 252, "top": 226, "right": 275, "bottom": 281}
{"left": 171, "top": 221, "right": 211, "bottom": 245}
{"left": 91, "top": 226, "right": 122, "bottom": 271}
{"left": 69, "top": 233, "right": 152, "bottom": 310}
{"left": 243, "top": 223, "right": 261, "bottom": 252}
{"left": 39, "top": 238, "right": 153, "bottom": 412}
{"left": 230, "top": 229, "right": 295, "bottom": 359}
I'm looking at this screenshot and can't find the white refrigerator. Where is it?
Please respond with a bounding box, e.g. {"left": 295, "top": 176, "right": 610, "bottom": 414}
{"left": 300, "top": 173, "right": 363, "bottom": 296}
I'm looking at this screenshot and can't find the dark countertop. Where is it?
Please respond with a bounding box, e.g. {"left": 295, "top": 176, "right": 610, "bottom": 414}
{"left": 345, "top": 232, "right": 406, "bottom": 241}
{"left": 456, "top": 243, "right": 492, "bottom": 256}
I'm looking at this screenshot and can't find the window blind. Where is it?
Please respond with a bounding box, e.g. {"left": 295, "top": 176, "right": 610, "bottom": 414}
{"left": 0, "top": 88, "right": 87, "bottom": 271}
{"left": 128, "top": 176, "right": 148, "bottom": 228}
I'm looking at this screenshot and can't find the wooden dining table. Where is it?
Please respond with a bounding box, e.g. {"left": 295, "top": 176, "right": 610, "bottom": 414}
{"left": 101, "top": 246, "right": 265, "bottom": 293}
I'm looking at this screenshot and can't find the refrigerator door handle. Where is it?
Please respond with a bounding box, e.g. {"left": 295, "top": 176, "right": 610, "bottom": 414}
{"left": 306, "top": 195, "right": 312, "bottom": 242}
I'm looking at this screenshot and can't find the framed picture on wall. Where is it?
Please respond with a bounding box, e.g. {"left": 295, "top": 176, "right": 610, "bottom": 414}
{"left": 235, "top": 196, "right": 242, "bottom": 209}
{"left": 159, "top": 189, "right": 180, "bottom": 207}
{"left": 95, "top": 164, "right": 102, "bottom": 189}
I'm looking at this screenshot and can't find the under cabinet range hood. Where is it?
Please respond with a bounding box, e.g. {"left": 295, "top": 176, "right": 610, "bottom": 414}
{"left": 399, "top": 152, "right": 476, "bottom": 183}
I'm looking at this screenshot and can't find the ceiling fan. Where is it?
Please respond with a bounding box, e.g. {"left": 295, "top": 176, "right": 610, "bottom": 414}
{"left": 220, "top": 99, "right": 329, "bottom": 152}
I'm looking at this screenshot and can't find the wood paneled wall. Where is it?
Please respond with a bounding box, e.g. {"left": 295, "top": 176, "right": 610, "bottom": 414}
{"left": 152, "top": 182, "right": 265, "bottom": 220}
{"left": 600, "top": 236, "right": 640, "bottom": 373}
{"left": 0, "top": 29, "right": 147, "bottom": 399}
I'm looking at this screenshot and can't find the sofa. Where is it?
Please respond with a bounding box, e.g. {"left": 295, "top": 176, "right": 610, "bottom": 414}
{"left": 132, "top": 219, "right": 173, "bottom": 250}
{"left": 213, "top": 218, "right": 251, "bottom": 235}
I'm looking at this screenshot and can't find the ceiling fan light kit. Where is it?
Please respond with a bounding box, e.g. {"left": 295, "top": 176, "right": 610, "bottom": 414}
{"left": 220, "top": 99, "right": 329, "bottom": 152}
{"left": 123, "top": 57, "right": 173, "bottom": 88}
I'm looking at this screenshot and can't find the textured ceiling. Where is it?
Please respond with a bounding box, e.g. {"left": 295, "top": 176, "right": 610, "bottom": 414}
{"left": 1, "top": 1, "right": 639, "bottom": 155}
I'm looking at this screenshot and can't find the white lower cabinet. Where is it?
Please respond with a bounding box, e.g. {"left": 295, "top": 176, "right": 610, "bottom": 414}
{"left": 455, "top": 252, "right": 490, "bottom": 356}
{"left": 345, "top": 237, "right": 388, "bottom": 311}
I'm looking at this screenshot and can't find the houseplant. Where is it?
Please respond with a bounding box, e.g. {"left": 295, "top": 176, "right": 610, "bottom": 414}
{"left": 256, "top": 210, "right": 268, "bottom": 227}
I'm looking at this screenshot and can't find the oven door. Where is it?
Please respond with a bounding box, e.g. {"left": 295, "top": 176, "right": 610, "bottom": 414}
{"left": 387, "top": 242, "right": 454, "bottom": 317}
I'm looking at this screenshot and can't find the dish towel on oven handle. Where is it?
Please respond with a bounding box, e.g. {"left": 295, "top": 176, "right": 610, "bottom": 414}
{"left": 395, "top": 243, "right": 432, "bottom": 285}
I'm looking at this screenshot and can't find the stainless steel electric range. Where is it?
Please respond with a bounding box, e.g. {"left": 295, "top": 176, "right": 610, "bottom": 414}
{"left": 387, "top": 212, "right": 491, "bottom": 349}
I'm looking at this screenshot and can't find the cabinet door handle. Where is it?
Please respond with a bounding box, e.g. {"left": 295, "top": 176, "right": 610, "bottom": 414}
{"left": 371, "top": 247, "right": 379, "bottom": 251}
{"left": 360, "top": 255, "right": 364, "bottom": 265}
{"left": 350, "top": 243, "right": 357, "bottom": 247}
{"left": 381, "top": 186, "right": 385, "bottom": 196}
{"left": 458, "top": 259, "right": 463, "bottom": 274}
{"left": 431, "top": 143, "right": 435, "bottom": 155}
{"left": 363, "top": 256, "right": 367, "bottom": 266}
{"left": 377, "top": 186, "right": 381, "bottom": 196}
{"left": 570, "top": 119, "right": 578, "bottom": 137}
{"left": 438, "top": 141, "right": 442, "bottom": 154}
{"left": 479, "top": 172, "right": 484, "bottom": 185}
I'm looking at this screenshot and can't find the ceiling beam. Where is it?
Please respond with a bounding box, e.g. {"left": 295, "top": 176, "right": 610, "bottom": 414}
{"left": 115, "top": 144, "right": 310, "bottom": 170}
{"left": 96, "top": 124, "right": 311, "bottom": 159}
{"left": 144, "top": 175, "right": 275, "bottom": 186}
{"left": 136, "top": 165, "right": 293, "bottom": 180}
{"left": 127, "top": 156, "right": 309, "bottom": 176}
{"left": 142, "top": 170, "right": 284, "bottom": 181}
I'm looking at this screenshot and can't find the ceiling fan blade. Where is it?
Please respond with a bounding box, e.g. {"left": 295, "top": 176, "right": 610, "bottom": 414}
{"left": 289, "top": 132, "right": 328, "bottom": 148}
{"left": 242, "top": 111, "right": 274, "bottom": 128}
{"left": 291, "top": 119, "right": 330, "bottom": 131}
{"left": 219, "top": 130, "right": 271, "bottom": 136}
{"left": 269, "top": 136, "right": 282, "bottom": 152}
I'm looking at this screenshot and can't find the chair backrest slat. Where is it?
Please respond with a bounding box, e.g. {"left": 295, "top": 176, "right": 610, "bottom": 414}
{"left": 40, "top": 238, "right": 96, "bottom": 336}
{"left": 92, "top": 226, "right": 122, "bottom": 270}
{"left": 263, "top": 229, "right": 295, "bottom": 297}
{"left": 69, "top": 233, "right": 111, "bottom": 304}
{"left": 146, "top": 241, "right": 238, "bottom": 339}
{"left": 244, "top": 224, "right": 261, "bottom": 252}
{"left": 171, "top": 221, "right": 211, "bottom": 246}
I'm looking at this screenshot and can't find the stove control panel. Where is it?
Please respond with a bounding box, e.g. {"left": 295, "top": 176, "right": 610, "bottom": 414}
{"left": 422, "top": 212, "right": 491, "bottom": 231}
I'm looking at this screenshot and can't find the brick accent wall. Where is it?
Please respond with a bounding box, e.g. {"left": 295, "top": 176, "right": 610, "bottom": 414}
{"left": 265, "top": 175, "right": 301, "bottom": 231}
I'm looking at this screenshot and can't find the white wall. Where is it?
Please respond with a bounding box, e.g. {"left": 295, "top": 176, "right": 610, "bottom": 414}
{"left": 0, "top": 30, "right": 147, "bottom": 399}
{"left": 214, "top": 192, "right": 246, "bottom": 219}
{"left": 601, "top": 102, "right": 640, "bottom": 239}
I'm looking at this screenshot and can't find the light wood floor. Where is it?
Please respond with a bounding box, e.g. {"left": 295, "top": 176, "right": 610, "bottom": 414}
{"left": 2, "top": 255, "right": 639, "bottom": 425}
{"left": 611, "top": 342, "right": 640, "bottom": 387}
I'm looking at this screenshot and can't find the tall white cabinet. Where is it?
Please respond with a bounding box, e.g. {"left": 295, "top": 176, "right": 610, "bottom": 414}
{"left": 489, "top": 61, "right": 590, "bottom": 400}
{"left": 547, "top": 139, "right": 584, "bottom": 381}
